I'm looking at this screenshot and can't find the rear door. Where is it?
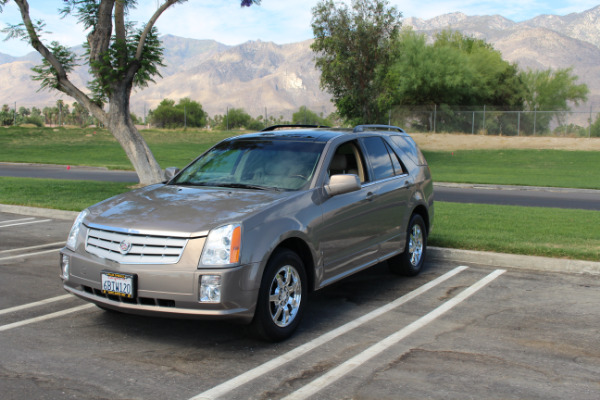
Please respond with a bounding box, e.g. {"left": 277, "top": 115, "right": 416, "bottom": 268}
{"left": 358, "top": 136, "right": 412, "bottom": 259}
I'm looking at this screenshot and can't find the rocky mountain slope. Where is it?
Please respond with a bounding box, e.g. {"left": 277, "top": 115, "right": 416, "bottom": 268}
{"left": 1, "top": 5, "right": 599, "bottom": 119}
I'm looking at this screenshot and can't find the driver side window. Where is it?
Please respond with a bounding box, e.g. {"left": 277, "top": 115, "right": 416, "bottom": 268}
{"left": 328, "top": 141, "right": 367, "bottom": 183}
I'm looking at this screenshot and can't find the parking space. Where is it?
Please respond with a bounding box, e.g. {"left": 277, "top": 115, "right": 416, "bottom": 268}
{"left": 1, "top": 211, "right": 599, "bottom": 400}
{"left": 0, "top": 212, "right": 73, "bottom": 308}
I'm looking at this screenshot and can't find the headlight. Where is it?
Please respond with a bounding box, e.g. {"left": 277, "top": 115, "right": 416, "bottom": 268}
{"left": 66, "top": 209, "right": 89, "bottom": 250}
{"left": 200, "top": 224, "right": 241, "bottom": 266}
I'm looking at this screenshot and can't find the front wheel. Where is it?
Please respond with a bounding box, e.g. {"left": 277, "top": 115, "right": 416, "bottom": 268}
{"left": 252, "top": 249, "right": 307, "bottom": 341}
{"left": 389, "top": 214, "right": 427, "bottom": 276}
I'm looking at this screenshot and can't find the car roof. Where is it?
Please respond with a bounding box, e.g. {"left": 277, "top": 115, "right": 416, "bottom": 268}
{"left": 227, "top": 125, "right": 409, "bottom": 144}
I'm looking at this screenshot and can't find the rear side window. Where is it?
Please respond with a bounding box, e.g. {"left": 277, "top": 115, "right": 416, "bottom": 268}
{"left": 390, "top": 136, "right": 428, "bottom": 166}
{"left": 361, "top": 137, "right": 396, "bottom": 181}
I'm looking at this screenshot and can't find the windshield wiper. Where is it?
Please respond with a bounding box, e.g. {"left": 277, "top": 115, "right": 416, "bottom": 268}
{"left": 171, "top": 182, "right": 213, "bottom": 187}
{"left": 172, "top": 182, "right": 280, "bottom": 191}
{"left": 212, "top": 183, "right": 278, "bottom": 191}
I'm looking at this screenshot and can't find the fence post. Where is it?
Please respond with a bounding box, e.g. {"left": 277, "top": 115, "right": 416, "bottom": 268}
{"left": 472, "top": 112, "right": 475, "bottom": 134}
{"left": 433, "top": 104, "right": 437, "bottom": 133}
{"left": 517, "top": 111, "right": 520, "bottom": 136}
{"left": 482, "top": 105, "right": 486, "bottom": 134}
{"left": 533, "top": 106, "right": 537, "bottom": 136}
{"left": 590, "top": 105, "right": 593, "bottom": 139}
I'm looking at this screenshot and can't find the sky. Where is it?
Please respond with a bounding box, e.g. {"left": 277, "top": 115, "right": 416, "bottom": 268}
{"left": 1, "top": 0, "right": 599, "bottom": 57}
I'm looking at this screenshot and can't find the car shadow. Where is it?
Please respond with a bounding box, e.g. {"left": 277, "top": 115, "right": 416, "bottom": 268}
{"left": 90, "top": 259, "right": 437, "bottom": 350}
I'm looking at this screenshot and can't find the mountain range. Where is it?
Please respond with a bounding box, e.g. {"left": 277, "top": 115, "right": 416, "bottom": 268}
{"left": 1, "top": 5, "right": 599, "bottom": 120}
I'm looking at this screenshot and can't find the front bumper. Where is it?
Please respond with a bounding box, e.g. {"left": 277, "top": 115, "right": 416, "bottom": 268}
{"left": 59, "top": 247, "right": 261, "bottom": 323}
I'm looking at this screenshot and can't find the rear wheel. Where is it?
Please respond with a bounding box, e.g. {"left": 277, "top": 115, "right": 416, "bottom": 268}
{"left": 389, "top": 214, "right": 427, "bottom": 276}
{"left": 252, "top": 249, "right": 307, "bottom": 341}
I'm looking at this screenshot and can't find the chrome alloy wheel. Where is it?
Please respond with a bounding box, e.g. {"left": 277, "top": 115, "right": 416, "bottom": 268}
{"left": 268, "top": 265, "right": 302, "bottom": 328}
{"left": 408, "top": 224, "right": 424, "bottom": 267}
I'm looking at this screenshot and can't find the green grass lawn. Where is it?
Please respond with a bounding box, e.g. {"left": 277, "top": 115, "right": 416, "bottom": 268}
{"left": 0, "top": 126, "right": 235, "bottom": 170}
{"left": 430, "top": 202, "right": 600, "bottom": 261}
{"left": 0, "top": 177, "right": 132, "bottom": 211}
{"left": 423, "top": 149, "right": 600, "bottom": 189}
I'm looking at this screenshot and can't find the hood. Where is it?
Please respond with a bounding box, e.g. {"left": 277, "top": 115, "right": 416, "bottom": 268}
{"left": 85, "top": 184, "right": 289, "bottom": 237}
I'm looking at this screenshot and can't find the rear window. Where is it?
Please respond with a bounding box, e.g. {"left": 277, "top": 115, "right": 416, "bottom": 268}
{"left": 390, "top": 136, "right": 428, "bottom": 166}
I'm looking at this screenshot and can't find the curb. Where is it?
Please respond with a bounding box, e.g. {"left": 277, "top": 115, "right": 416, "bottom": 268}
{"left": 429, "top": 247, "right": 600, "bottom": 276}
{"left": 434, "top": 182, "right": 600, "bottom": 195}
{"left": 1, "top": 204, "right": 599, "bottom": 276}
{"left": 0, "top": 162, "right": 110, "bottom": 171}
{"left": 0, "top": 204, "right": 79, "bottom": 221}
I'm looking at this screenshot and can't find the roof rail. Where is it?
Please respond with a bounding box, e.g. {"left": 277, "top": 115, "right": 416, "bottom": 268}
{"left": 353, "top": 124, "right": 405, "bottom": 133}
{"left": 261, "top": 124, "right": 330, "bottom": 132}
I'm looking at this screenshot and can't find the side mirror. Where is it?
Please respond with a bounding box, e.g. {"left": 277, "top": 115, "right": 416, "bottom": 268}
{"left": 324, "top": 174, "right": 361, "bottom": 196}
{"left": 163, "top": 167, "right": 180, "bottom": 182}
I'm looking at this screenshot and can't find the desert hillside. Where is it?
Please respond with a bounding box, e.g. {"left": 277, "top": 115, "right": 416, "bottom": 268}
{"left": 1, "top": 6, "right": 599, "bottom": 119}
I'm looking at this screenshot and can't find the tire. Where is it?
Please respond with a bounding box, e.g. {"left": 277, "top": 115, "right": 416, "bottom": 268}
{"left": 252, "top": 249, "right": 307, "bottom": 342}
{"left": 389, "top": 214, "right": 427, "bottom": 276}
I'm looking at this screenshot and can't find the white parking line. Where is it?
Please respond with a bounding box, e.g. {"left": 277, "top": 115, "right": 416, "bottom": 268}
{"left": 0, "top": 217, "right": 36, "bottom": 225}
{"left": 0, "top": 219, "right": 52, "bottom": 228}
{"left": 0, "top": 304, "right": 95, "bottom": 332}
{"left": 191, "top": 265, "right": 469, "bottom": 400}
{"left": 282, "top": 269, "right": 506, "bottom": 400}
{"left": 0, "top": 248, "right": 61, "bottom": 262}
{"left": 0, "top": 241, "right": 65, "bottom": 254}
{"left": 0, "top": 294, "right": 72, "bottom": 316}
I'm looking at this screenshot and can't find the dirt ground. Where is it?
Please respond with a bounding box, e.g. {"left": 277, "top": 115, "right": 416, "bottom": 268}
{"left": 411, "top": 133, "right": 600, "bottom": 151}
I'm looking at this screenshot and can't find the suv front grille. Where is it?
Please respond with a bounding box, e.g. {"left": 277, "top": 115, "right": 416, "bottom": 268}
{"left": 85, "top": 226, "right": 188, "bottom": 264}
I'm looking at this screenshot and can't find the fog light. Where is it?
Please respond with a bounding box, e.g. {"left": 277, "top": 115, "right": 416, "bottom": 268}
{"left": 60, "top": 254, "right": 70, "bottom": 280}
{"left": 200, "top": 275, "right": 221, "bottom": 303}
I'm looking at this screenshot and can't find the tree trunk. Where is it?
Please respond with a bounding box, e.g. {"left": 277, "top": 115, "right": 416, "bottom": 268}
{"left": 108, "top": 90, "right": 163, "bottom": 186}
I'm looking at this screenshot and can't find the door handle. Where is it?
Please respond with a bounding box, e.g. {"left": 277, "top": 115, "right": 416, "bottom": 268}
{"left": 366, "top": 192, "right": 376, "bottom": 201}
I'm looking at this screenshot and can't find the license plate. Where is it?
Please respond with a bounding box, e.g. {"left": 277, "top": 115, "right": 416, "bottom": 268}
{"left": 101, "top": 272, "right": 136, "bottom": 299}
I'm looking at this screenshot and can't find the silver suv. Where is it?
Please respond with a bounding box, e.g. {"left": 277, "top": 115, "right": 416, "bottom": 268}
{"left": 60, "top": 125, "right": 434, "bottom": 341}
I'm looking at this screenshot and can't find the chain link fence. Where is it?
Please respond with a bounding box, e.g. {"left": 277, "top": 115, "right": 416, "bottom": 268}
{"left": 388, "top": 105, "right": 600, "bottom": 137}
{"left": 3, "top": 101, "right": 600, "bottom": 138}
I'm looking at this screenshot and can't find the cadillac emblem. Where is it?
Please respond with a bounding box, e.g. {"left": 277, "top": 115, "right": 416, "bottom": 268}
{"left": 119, "top": 240, "right": 132, "bottom": 255}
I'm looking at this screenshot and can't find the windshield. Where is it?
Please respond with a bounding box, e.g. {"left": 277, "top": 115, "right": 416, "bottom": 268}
{"left": 172, "top": 139, "right": 325, "bottom": 191}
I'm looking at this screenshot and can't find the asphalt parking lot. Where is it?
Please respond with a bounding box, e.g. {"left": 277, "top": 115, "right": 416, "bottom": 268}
{"left": 1, "top": 210, "right": 599, "bottom": 400}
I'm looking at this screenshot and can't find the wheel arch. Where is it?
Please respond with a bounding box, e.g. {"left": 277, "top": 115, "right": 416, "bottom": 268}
{"left": 272, "top": 237, "right": 316, "bottom": 293}
{"left": 411, "top": 204, "right": 431, "bottom": 235}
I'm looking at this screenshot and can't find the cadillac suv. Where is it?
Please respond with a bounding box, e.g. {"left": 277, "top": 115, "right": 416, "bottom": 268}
{"left": 60, "top": 124, "right": 434, "bottom": 341}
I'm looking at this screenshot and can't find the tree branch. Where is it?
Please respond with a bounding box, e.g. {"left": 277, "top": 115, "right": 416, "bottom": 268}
{"left": 13, "top": 0, "right": 107, "bottom": 125}
{"left": 135, "top": 0, "right": 185, "bottom": 61}
{"left": 114, "top": 0, "right": 127, "bottom": 68}
{"left": 87, "top": 0, "right": 115, "bottom": 67}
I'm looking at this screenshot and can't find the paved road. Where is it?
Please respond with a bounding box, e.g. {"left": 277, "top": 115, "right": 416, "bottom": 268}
{"left": 3, "top": 163, "right": 600, "bottom": 210}
{"left": 0, "top": 163, "right": 139, "bottom": 183}
{"left": 435, "top": 184, "right": 600, "bottom": 210}
{"left": 1, "top": 210, "right": 599, "bottom": 400}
